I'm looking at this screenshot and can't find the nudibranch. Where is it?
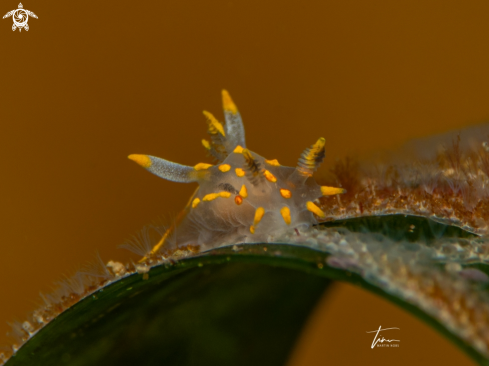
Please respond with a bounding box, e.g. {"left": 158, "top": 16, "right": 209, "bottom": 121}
{"left": 129, "top": 91, "right": 345, "bottom": 259}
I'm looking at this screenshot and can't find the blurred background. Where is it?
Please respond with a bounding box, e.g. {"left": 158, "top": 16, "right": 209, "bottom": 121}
{"left": 1, "top": 0, "right": 488, "bottom": 364}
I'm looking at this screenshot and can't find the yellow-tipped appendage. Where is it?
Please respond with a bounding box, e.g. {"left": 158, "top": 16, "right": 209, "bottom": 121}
{"left": 203, "top": 111, "right": 225, "bottom": 136}
{"left": 321, "top": 186, "right": 346, "bottom": 196}
{"left": 222, "top": 89, "right": 238, "bottom": 114}
{"left": 233, "top": 145, "right": 244, "bottom": 154}
{"left": 306, "top": 201, "right": 326, "bottom": 218}
{"left": 297, "top": 137, "right": 326, "bottom": 177}
{"left": 137, "top": 190, "right": 197, "bottom": 262}
{"left": 138, "top": 187, "right": 199, "bottom": 262}
{"left": 306, "top": 138, "right": 326, "bottom": 161}
{"left": 128, "top": 154, "right": 152, "bottom": 168}
{"left": 139, "top": 227, "right": 171, "bottom": 263}
{"left": 202, "top": 139, "right": 211, "bottom": 150}
{"left": 280, "top": 206, "right": 291, "bottom": 225}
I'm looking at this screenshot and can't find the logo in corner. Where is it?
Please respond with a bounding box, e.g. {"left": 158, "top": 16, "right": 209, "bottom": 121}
{"left": 3, "top": 3, "right": 37, "bottom": 32}
{"left": 366, "top": 326, "right": 400, "bottom": 348}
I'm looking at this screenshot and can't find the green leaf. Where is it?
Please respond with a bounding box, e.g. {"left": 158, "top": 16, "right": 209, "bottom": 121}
{"left": 4, "top": 216, "right": 489, "bottom": 366}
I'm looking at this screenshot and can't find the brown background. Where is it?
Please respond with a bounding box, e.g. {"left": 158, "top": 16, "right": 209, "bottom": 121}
{"left": 1, "top": 0, "right": 488, "bottom": 364}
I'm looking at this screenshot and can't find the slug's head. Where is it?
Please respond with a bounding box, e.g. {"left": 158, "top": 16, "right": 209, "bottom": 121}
{"left": 129, "top": 90, "right": 345, "bottom": 242}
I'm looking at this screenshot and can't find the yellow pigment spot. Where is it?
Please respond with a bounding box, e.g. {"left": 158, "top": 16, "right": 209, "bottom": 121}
{"left": 250, "top": 225, "right": 255, "bottom": 234}
{"left": 233, "top": 145, "right": 244, "bottom": 153}
{"left": 253, "top": 207, "right": 265, "bottom": 226}
{"left": 203, "top": 191, "right": 232, "bottom": 201}
{"left": 219, "top": 164, "right": 231, "bottom": 172}
{"left": 203, "top": 111, "right": 226, "bottom": 136}
{"left": 235, "top": 195, "right": 243, "bottom": 205}
{"left": 306, "top": 201, "right": 326, "bottom": 218}
{"left": 280, "top": 206, "right": 291, "bottom": 225}
{"left": 222, "top": 89, "right": 238, "bottom": 114}
{"left": 239, "top": 184, "right": 248, "bottom": 198}
{"left": 128, "top": 154, "right": 152, "bottom": 168}
{"left": 194, "top": 163, "right": 213, "bottom": 170}
{"left": 321, "top": 186, "right": 346, "bottom": 196}
{"left": 280, "top": 189, "right": 292, "bottom": 199}
{"left": 201, "top": 139, "right": 211, "bottom": 150}
{"left": 235, "top": 167, "right": 245, "bottom": 177}
{"left": 203, "top": 193, "right": 219, "bottom": 201}
{"left": 263, "top": 170, "right": 277, "bottom": 183}
{"left": 192, "top": 198, "right": 200, "bottom": 208}
{"left": 265, "top": 159, "right": 280, "bottom": 167}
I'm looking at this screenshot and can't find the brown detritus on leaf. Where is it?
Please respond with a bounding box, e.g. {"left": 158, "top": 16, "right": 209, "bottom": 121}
{"left": 318, "top": 134, "right": 489, "bottom": 235}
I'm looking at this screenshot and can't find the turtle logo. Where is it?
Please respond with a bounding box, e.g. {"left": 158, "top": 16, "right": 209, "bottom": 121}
{"left": 3, "top": 3, "right": 37, "bottom": 32}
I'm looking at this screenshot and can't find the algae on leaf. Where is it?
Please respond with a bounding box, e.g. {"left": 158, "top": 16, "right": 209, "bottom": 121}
{"left": 4, "top": 216, "right": 489, "bottom": 366}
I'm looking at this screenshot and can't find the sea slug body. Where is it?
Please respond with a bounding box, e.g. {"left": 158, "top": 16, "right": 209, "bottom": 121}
{"left": 129, "top": 91, "right": 345, "bottom": 259}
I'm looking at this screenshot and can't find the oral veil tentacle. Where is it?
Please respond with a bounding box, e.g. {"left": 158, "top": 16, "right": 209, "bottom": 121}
{"left": 128, "top": 154, "right": 204, "bottom": 183}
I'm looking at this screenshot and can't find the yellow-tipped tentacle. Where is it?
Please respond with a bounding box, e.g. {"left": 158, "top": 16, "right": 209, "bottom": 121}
{"left": 321, "top": 186, "right": 346, "bottom": 196}
{"left": 201, "top": 139, "right": 211, "bottom": 150}
{"left": 203, "top": 110, "right": 225, "bottom": 136}
{"left": 306, "top": 201, "right": 326, "bottom": 218}
{"left": 222, "top": 89, "right": 238, "bottom": 114}
{"left": 297, "top": 137, "right": 326, "bottom": 177}
{"left": 128, "top": 154, "right": 152, "bottom": 168}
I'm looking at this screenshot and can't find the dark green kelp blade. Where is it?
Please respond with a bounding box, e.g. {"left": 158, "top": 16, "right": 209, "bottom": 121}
{"left": 5, "top": 216, "right": 489, "bottom": 366}
{"left": 5, "top": 247, "right": 332, "bottom": 366}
